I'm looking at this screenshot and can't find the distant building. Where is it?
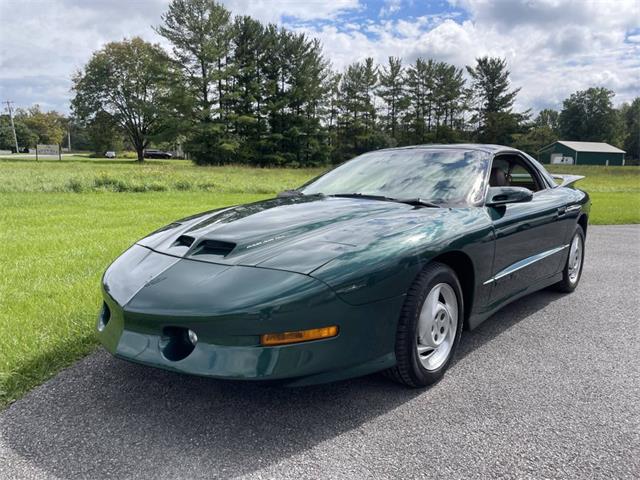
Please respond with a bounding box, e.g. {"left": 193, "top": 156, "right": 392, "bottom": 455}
{"left": 538, "top": 141, "right": 626, "bottom": 166}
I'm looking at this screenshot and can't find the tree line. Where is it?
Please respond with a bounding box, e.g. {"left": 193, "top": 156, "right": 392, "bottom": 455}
{"left": 2, "top": 0, "right": 638, "bottom": 165}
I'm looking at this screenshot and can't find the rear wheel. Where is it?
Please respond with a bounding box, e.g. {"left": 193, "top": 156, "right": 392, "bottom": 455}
{"left": 553, "top": 225, "right": 585, "bottom": 293}
{"left": 385, "top": 262, "right": 463, "bottom": 387}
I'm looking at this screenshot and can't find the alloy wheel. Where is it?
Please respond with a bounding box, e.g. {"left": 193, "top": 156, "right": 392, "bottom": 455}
{"left": 416, "top": 283, "right": 458, "bottom": 371}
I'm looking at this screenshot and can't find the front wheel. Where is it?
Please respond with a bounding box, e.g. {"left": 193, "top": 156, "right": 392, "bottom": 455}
{"left": 553, "top": 225, "right": 585, "bottom": 293}
{"left": 384, "top": 262, "right": 463, "bottom": 387}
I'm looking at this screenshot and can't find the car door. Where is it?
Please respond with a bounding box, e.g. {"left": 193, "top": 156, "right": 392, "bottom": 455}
{"left": 486, "top": 154, "right": 568, "bottom": 305}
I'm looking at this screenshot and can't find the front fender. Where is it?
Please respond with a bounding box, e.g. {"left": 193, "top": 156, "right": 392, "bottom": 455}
{"left": 310, "top": 209, "right": 494, "bottom": 306}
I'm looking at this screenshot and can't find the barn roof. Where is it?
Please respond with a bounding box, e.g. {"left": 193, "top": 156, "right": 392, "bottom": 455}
{"left": 553, "top": 141, "right": 625, "bottom": 154}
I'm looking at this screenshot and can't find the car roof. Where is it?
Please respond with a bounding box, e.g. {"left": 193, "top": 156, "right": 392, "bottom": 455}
{"left": 379, "top": 143, "right": 520, "bottom": 155}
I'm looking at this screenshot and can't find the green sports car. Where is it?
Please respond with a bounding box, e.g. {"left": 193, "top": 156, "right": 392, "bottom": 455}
{"left": 98, "top": 144, "right": 589, "bottom": 387}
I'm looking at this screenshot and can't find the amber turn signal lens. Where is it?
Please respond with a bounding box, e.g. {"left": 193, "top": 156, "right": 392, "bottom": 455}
{"left": 260, "top": 326, "right": 339, "bottom": 346}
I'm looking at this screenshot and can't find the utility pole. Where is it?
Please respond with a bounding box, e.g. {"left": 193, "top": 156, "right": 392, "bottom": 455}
{"left": 3, "top": 100, "right": 19, "bottom": 153}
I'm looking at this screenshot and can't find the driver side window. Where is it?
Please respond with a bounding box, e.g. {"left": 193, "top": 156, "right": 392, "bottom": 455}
{"left": 509, "top": 164, "right": 539, "bottom": 191}
{"left": 489, "top": 156, "right": 543, "bottom": 192}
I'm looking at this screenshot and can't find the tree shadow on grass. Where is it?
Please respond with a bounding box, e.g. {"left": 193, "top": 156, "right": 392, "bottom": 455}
{"left": 0, "top": 289, "right": 564, "bottom": 479}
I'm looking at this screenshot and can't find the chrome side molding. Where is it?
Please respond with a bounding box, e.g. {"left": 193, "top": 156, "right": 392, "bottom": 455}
{"left": 484, "top": 244, "right": 569, "bottom": 285}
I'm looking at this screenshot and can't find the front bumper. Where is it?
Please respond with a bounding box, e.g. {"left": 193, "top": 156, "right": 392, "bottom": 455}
{"left": 98, "top": 246, "right": 403, "bottom": 384}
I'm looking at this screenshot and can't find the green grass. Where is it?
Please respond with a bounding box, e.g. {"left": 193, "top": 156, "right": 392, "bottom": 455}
{"left": 0, "top": 155, "right": 322, "bottom": 194}
{"left": 0, "top": 156, "right": 638, "bottom": 408}
{"left": 545, "top": 165, "right": 640, "bottom": 224}
{"left": 546, "top": 164, "right": 640, "bottom": 193}
{"left": 0, "top": 157, "right": 318, "bottom": 408}
{"left": 0, "top": 192, "right": 276, "bottom": 408}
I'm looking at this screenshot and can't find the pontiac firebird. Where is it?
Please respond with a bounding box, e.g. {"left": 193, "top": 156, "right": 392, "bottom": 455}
{"left": 98, "top": 144, "right": 589, "bottom": 387}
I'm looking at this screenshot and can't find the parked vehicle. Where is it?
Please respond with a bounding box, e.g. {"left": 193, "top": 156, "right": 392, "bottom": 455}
{"left": 143, "top": 149, "right": 172, "bottom": 159}
{"left": 98, "top": 144, "right": 589, "bottom": 387}
{"left": 105, "top": 151, "right": 116, "bottom": 159}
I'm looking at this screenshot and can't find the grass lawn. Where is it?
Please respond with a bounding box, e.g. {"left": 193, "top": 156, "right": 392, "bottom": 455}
{"left": 0, "top": 155, "right": 638, "bottom": 408}
{"left": 0, "top": 155, "right": 322, "bottom": 194}
{"left": 546, "top": 164, "right": 640, "bottom": 224}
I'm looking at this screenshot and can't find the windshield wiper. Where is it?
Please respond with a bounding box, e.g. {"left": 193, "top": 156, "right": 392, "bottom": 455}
{"left": 330, "top": 193, "right": 440, "bottom": 208}
{"left": 330, "top": 193, "right": 392, "bottom": 201}
{"left": 394, "top": 198, "right": 441, "bottom": 208}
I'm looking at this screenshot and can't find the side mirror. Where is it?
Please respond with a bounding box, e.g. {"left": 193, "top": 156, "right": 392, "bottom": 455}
{"left": 486, "top": 186, "right": 533, "bottom": 207}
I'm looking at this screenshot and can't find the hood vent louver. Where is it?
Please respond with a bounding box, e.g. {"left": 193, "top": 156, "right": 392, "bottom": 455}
{"left": 192, "top": 239, "right": 236, "bottom": 257}
{"left": 173, "top": 235, "right": 195, "bottom": 248}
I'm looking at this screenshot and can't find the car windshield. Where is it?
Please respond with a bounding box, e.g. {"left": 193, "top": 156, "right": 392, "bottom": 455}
{"left": 300, "top": 148, "right": 490, "bottom": 207}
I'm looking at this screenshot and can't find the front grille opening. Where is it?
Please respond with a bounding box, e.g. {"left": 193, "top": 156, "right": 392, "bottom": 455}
{"left": 97, "top": 302, "right": 110, "bottom": 332}
{"left": 192, "top": 239, "right": 236, "bottom": 257}
{"left": 160, "top": 326, "right": 197, "bottom": 362}
{"left": 172, "top": 235, "right": 195, "bottom": 248}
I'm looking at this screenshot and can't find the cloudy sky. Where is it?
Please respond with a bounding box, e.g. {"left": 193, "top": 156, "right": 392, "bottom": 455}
{"left": 0, "top": 0, "right": 638, "bottom": 115}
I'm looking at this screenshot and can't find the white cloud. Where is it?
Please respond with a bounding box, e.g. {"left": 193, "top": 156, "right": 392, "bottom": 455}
{"left": 0, "top": 0, "right": 638, "bottom": 114}
{"left": 299, "top": 0, "right": 640, "bottom": 111}
{"left": 628, "top": 33, "right": 640, "bottom": 43}
{"left": 379, "top": 0, "right": 402, "bottom": 18}
{"left": 223, "top": 0, "right": 361, "bottom": 24}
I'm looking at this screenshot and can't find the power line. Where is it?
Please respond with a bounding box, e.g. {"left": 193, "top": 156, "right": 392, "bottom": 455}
{"left": 3, "top": 100, "right": 19, "bottom": 153}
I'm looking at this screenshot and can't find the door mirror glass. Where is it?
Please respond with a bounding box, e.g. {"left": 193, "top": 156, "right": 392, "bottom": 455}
{"left": 486, "top": 186, "right": 533, "bottom": 207}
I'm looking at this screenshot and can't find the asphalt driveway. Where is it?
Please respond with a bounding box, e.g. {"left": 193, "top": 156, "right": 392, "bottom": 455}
{"left": 1, "top": 225, "right": 638, "bottom": 479}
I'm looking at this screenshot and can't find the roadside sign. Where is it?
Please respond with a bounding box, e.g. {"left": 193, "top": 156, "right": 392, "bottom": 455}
{"left": 36, "top": 144, "right": 62, "bottom": 161}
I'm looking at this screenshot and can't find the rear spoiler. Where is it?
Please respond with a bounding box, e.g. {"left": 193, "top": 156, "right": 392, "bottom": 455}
{"left": 551, "top": 174, "right": 585, "bottom": 188}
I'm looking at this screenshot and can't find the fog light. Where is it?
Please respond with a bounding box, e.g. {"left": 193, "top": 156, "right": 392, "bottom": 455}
{"left": 160, "top": 326, "right": 197, "bottom": 361}
{"left": 260, "top": 326, "right": 339, "bottom": 346}
{"left": 97, "top": 303, "right": 110, "bottom": 332}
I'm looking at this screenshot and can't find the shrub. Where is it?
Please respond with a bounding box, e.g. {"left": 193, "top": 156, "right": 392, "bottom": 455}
{"left": 174, "top": 179, "right": 192, "bottom": 191}
{"left": 66, "top": 178, "right": 86, "bottom": 193}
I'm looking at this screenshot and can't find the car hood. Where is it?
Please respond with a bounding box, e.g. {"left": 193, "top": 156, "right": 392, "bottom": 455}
{"left": 137, "top": 195, "right": 462, "bottom": 275}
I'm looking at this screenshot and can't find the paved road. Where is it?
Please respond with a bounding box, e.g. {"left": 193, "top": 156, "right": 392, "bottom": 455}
{"left": 1, "top": 225, "right": 639, "bottom": 479}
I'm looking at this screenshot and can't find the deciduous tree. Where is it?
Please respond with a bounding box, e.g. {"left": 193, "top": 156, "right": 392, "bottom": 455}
{"left": 16, "top": 106, "right": 66, "bottom": 145}
{"left": 72, "top": 37, "right": 173, "bottom": 162}
{"left": 559, "top": 87, "right": 621, "bottom": 145}
{"left": 620, "top": 97, "right": 640, "bottom": 162}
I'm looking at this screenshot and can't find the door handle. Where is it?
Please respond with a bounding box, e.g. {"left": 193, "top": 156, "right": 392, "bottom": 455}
{"left": 557, "top": 206, "right": 567, "bottom": 218}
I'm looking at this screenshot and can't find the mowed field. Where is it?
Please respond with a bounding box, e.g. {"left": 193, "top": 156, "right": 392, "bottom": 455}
{"left": 0, "top": 155, "right": 638, "bottom": 408}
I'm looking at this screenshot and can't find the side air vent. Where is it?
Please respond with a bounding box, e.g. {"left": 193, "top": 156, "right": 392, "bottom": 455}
{"left": 173, "top": 235, "right": 195, "bottom": 248}
{"left": 192, "top": 239, "right": 236, "bottom": 257}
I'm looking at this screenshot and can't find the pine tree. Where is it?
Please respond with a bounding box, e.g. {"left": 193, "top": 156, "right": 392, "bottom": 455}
{"left": 466, "top": 56, "right": 528, "bottom": 144}
{"left": 334, "top": 58, "right": 386, "bottom": 161}
{"left": 156, "top": 0, "right": 231, "bottom": 119}
{"left": 152, "top": 0, "right": 524, "bottom": 165}
{"left": 155, "top": 0, "right": 233, "bottom": 164}
{"left": 405, "top": 59, "right": 434, "bottom": 143}
{"left": 432, "top": 62, "right": 465, "bottom": 141}
{"left": 377, "top": 57, "right": 407, "bottom": 145}
{"left": 228, "top": 15, "right": 265, "bottom": 162}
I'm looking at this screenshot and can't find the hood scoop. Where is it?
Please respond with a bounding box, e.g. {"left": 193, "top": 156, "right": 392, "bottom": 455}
{"left": 173, "top": 235, "right": 195, "bottom": 248}
{"left": 191, "top": 239, "right": 236, "bottom": 258}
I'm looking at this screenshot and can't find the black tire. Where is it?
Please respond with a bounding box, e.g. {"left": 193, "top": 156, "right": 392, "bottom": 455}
{"left": 384, "top": 262, "right": 464, "bottom": 388}
{"left": 552, "top": 225, "right": 585, "bottom": 293}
